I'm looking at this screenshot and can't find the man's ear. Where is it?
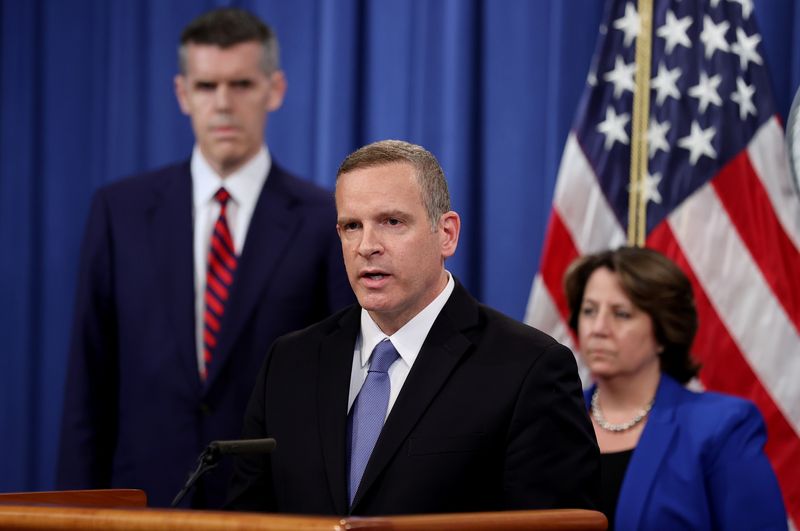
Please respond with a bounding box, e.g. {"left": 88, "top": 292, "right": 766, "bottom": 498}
{"left": 174, "top": 75, "right": 191, "bottom": 115}
{"left": 265, "top": 70, "right": 287, "bottom": 112}
{"left": 439, "top": 211, "right": 460, "bottom": 259}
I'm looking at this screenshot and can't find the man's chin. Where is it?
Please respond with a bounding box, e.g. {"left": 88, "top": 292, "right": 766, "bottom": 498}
{"left": 207, "top": 150, "right": 249, "bottom": 176}
{"left": 356, "top": 293, "right": 393, "bottom": 313}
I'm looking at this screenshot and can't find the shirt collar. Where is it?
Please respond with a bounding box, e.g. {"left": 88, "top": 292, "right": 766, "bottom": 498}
{"left": 191, "top": 145, "right": 271, "bottom": 207}
{"left": 358, "top": 272, "right": 455, "bottom": 368}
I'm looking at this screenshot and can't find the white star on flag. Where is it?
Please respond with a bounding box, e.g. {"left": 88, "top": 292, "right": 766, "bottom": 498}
{"left": 633, "top": 172, "right": 663, "bottom": 205}
{"left": 730, "top": 0, "right": 754, "bottom": 19}
{"left": 604, "top": 55, "right": 636, "bottom": 98}
{"left": 648, "top": 119, "right": 671, "bottom": 158}
{"left": 731, "top": 27, "right": 763, "bottom": 70}
{"left": 700, "top": 15, "right": 730, "bottom": 59}
{"left": 731, "top": 77, "right": 757, "bottom": 120}
{"left": 657, "top": 10, "right": 692, "bottom": 55}
{"left": 613, "top": 2, "right": 640, "bottom": 47}
{"left": 642, "top": 172, "right": 663, "bottom": 204}
{"left": 597, "top": 107, "right": 630, "bottom": 150}
{"left": 651, "top": 62, "right": 682, "bottom": 106}
{"left": 677, "top": 120, "right": 717, "bottom": 164}
{"left": 688, "top": 71, "right": 723, "bottom": 113}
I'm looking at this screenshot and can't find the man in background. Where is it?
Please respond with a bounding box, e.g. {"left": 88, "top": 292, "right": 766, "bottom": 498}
{"left": 57, "top": 8, "right": 353, "bottom": 508}
{"left": 227, "top": 140, "right": 599, "bottom": 514}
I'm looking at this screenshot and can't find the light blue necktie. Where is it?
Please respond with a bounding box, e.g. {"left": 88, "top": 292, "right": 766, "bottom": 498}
{"left": 348, "top": 338, "right": 400, "bottom": 505}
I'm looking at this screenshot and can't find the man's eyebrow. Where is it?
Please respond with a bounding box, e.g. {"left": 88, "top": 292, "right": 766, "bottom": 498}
{"left": 191, "top": 77, "right": 255, "bottom": 84}
{"left": 337, "top": 209, "right": 414, "bottom": 224}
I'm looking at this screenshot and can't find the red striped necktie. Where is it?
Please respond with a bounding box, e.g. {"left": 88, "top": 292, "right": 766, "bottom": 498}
{"left": 202, "top": 187, "right": 238, "bottom": 381}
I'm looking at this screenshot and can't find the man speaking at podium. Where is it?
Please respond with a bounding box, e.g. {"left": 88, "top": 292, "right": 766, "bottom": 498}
{"left": 227, "top": 140, "right": 600, "bottom": 515}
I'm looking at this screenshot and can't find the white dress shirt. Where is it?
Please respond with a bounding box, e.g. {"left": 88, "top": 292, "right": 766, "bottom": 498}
{"left": 192, "top": 146, "right": 271, "bottom": 374}
{"left": 347, "top": 272, "right": 455, "bottom": 419}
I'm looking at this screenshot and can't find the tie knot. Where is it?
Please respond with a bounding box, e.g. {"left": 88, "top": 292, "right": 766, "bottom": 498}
{"left": 214, "top": 187, "right": 231, "bottom": 207}
{"left": 369, "top": 340, "right": 399, "bottom": 373}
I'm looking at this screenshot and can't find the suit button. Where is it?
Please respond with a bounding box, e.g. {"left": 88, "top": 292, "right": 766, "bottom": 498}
{"left": 199, "top": 403, "right": 213, "bottom": 416}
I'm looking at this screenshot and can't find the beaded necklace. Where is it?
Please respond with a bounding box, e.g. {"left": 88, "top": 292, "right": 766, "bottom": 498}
{"left": 591, "top": 388, "right": 654, "bottom": 433}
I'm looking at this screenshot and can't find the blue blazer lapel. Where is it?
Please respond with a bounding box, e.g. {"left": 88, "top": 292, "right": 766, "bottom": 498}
{"left": 148, "top": 163, "right": 198, "bottom": 390}
{"left": 616, "top": 375, "right": 681, "bottom": 531}
{"left": 350, "top": 282, "right": 478, "bottom": 511}
{"left": 205, "top": 165, "right": 300, "bottom": 389}
{"left": 317, "top": 307, "right": 361, "bottom": 516}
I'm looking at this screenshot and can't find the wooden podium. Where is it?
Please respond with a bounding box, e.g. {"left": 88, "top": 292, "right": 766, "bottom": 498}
{"left": 0, "top": 490, "right": 607, "bottom": 530}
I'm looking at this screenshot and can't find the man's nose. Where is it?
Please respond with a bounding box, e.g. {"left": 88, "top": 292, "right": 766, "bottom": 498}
{"left": 214, "top": 84, "right": 231, "bottom": 110}
{"left": 357, "top": 225, "right": 383, "bottom": 257}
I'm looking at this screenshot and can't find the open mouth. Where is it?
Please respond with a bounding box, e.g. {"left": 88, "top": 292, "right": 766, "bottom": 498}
{"left": 360, "top": 271, "right": 390, "bottom": 285}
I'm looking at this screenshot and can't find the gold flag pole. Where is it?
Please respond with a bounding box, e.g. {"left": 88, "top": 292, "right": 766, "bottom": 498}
{"left": 628, "top": 0, "right": 654, "bottom": 246}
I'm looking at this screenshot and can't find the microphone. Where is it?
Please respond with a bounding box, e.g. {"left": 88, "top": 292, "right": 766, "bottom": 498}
{"left": 207, "top": 438, "right": 276, "bottom": 456}
{"left": 171, "top": 438, "right": 276, "bottom": 507}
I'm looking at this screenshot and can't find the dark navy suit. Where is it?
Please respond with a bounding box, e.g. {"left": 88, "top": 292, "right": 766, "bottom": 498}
{"left": 586, "top": 375, "right": 787, "bottom": 530}
{"left": 57, "top": 160, "right": 354, "bottom": 508}
{"left": 227, "top": 281, "right": 600, "bottom": 515}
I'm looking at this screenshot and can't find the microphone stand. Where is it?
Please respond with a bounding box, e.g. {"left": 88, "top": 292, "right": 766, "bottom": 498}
{"left": 171, "top": 438, "right": 276, "bottom": 508}
{"left": 171, "top": 444, "right": 221, "bottom": 508}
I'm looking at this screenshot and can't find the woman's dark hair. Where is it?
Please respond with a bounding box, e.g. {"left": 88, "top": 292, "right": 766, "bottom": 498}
{"left": 563, "top": 246, "right": 700, "bottom": 383}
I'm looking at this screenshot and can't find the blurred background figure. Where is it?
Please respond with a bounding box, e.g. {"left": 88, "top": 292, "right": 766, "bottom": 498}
{"left": 564, "top": 247, "right": 787, "bottom": 530}
{"left": 55, "top": 8, "right": 353, "bottom": 508}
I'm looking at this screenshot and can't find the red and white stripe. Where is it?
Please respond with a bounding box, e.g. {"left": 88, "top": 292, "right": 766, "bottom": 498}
{"left": 526, "top": 117, "right": 800, "bottom": 526}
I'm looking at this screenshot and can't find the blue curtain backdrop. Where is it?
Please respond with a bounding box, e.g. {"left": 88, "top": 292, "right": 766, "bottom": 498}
{"left": 1, "top": 0, "right": 798, "bottom": 492}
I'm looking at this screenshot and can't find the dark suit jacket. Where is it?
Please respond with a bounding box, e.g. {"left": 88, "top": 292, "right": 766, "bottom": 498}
{"left": 57, "top": 160, "right": 355, "bottom": 508}
{"left": 227, "top": 281, "right": 600, "bottom": 515}
{"left": 585, "top": 375, "right": 787, "bottom": 530}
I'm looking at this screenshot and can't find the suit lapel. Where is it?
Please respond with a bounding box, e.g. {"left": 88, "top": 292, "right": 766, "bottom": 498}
{"left": 351, "top": 282, "right": 479, "bottom": 510}
{"left": 205, "top": 166, "right": 299, "bottom": 389}
{"left": 317, "top": 308, "right": 361, "bottom": 516}
{"left": 148, "top": 163, "right": 198, "bottom": 391}
{"left": 616, "top": 375, "right": 681, "bottom": 531}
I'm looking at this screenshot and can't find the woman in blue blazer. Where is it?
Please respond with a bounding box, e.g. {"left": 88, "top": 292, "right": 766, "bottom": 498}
{"left": 564, "top": 247, "right": 787, "bottom": 530}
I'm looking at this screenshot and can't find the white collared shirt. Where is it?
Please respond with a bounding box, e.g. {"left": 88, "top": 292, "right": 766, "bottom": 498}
{"left": 347, "top": 272, "right": 456, "bottom": 418}
{"left": 192, "top": 145, "right": 271, "bottom": 374}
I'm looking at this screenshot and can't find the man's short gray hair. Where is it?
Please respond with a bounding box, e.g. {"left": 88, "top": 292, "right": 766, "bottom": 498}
{"left": 336, "top": 140, "right": 451, "bottom": 230}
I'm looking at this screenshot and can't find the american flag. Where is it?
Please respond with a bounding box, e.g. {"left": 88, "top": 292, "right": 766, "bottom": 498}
{"left": 525, "top": 0, "right": 799, "bottom": 525}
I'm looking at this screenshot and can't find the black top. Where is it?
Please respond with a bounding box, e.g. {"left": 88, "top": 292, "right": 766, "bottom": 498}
{"left": 600, "top": 448, "right": 634, "bottom": 530}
